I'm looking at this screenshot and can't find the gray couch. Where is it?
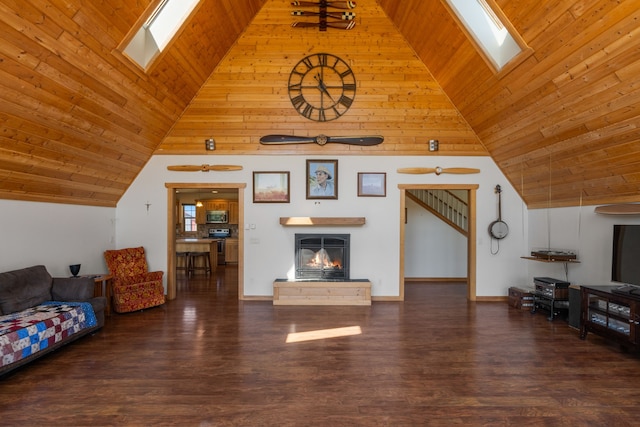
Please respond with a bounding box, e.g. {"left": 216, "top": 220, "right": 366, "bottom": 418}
{"left": 0, "top": 265, "right": 106, "bottom": 376}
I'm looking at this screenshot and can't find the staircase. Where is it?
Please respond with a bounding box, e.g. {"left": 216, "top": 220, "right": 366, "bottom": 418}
{"left": 407, "top": 189, "right": 468, "bottom": 236}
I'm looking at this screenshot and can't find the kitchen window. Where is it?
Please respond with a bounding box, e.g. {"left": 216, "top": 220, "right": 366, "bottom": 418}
{"left": 183, "top": 204, "right": 196, "bottom": 232}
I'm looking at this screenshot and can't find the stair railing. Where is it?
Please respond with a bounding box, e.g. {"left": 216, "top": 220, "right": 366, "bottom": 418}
{"left": 407, "top": 189, "right": 468, "bottom": 236}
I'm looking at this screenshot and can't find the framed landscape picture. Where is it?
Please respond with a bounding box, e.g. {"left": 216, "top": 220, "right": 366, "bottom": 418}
{"left": 358, "top": 172, "right": 386, "bottom": 197}
{"left": 253, "top": 171, "right": 290, "bottom": 203}
{"left": 306, "top": 159, "right": 338, "bottom": 200}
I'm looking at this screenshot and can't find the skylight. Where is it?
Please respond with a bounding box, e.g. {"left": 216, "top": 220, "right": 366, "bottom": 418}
{"left": 123, "top": 0, "right": 199, "bottom": 70}
{"left": 443, "top": 0, "right": 527, "bottom": 72}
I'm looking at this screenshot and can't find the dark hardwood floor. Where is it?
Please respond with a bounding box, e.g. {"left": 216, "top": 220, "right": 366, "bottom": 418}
{"left": 2, "top": 266, "right": 640, "bottom": 426}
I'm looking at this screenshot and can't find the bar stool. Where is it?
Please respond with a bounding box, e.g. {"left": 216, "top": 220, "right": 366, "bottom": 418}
{"left": 176, "top": 243, "right": 189, "bottom": 276}
{"left": 176, "top": 251, "right": 189, "bottom": 275}
{"left": 188, "top": 252, "right": 211, "bottom": 275}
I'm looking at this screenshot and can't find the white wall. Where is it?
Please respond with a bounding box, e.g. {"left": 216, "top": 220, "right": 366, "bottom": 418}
{"left": 116, "top": 154, "right": 528, "bottom": 297}
{"left": 7, "top": 157, "right": 632, "bottom": 297}
{"left": 0, "top": 199, "right": 114, "bottom": 277}
{"left": 404, "top": 198, "right": 468, "bottom": 278}
{"left": 528, "top": 207, "right": 640, "bottom": 287}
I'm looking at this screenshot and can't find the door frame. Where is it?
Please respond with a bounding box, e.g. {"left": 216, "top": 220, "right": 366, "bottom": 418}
{"left": 398, "top": 184, "right": 478, "bottom": 301}
{"left": 165, "top": 182, "right": 246, "bottom": 300}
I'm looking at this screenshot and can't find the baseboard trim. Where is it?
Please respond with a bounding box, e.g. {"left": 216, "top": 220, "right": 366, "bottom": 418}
{"left": 476, "top": 296, "right": 509, "bottom": 302}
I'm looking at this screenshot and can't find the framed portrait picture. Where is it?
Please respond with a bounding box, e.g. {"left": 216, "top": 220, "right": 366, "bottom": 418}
{"left": 253, "top": 171, "right": 290, "bottom": 203}
{"left": 306, "top": 159, "right": 338, "bottom": 199}
{"left": 358, "top": 172, "right": 386, "bottom": 197}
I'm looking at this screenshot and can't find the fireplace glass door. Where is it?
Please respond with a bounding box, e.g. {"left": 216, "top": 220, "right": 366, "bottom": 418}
{"left": 295, "top": 234, "right": 350, "bottom": 280}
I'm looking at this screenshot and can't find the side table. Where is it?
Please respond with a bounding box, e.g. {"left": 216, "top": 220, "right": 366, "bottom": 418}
{"left": 82, "top": 274, "right": 113, "bottom": 316}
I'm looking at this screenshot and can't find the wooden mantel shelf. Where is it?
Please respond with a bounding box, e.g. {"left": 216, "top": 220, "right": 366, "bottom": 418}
{"left": 280, "top": 217, "right": 366, "bottom": 226}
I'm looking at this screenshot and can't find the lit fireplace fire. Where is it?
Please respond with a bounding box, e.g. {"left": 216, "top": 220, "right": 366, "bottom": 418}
{"left": 305, "top": 249, "right": 343, "bottom": 269}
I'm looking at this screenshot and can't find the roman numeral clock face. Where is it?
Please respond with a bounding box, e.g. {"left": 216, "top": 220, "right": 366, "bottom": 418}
{"left": 288, "top": 53, "right": 356, "bottom": 122}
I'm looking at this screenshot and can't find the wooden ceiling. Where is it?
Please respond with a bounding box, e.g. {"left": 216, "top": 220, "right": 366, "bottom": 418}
{"left": 1, "top": 0, "right": 639, "bottom": 209}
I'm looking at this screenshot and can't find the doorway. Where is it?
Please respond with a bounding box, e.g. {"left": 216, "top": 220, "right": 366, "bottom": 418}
{"left": 398, "top": 184, "right": 478, "bottom": 301}
{"left": 165, "top": 182, "right": 246, "bottom": 301}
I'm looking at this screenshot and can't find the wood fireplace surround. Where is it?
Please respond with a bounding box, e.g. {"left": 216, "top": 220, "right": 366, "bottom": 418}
{"left": 273, "top": 217, "right": 371, "bottom": 306}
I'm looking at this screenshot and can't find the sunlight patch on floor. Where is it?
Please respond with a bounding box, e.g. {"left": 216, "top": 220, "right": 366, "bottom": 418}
{"left": 286, "top": 326, "right": 362, "bottom": 343}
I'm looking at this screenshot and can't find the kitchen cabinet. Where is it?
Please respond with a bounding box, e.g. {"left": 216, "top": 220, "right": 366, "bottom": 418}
{"left": 205, "top": 200, "right": 228, "bottom": 211}
{"left": 195, "top": 204, "right": 205, "bottom": 224}
{"left": 228, "top": 201, "right": 239, "bottom": 224}
{"left": 225, "top": 238, "right": 238, "bottom": 263}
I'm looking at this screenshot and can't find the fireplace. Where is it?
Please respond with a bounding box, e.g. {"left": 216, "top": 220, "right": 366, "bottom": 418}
{"left": 295, "top": 234, "right": 350, "bottom": 280}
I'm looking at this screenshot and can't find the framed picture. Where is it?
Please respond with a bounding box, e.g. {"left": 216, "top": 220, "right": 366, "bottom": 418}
{"left": 358, "top": 172, "right": 386, "bottom": 197}
{"left": 253, "top": 171, "right": 290, "bottom": 203}
{"left": 306, "top": 159, "right": 338, "bottom": 199}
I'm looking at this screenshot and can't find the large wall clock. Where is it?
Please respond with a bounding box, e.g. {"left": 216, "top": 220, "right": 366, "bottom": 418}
{"left": 288, "top": 53, "right": 356, "bottom": 122}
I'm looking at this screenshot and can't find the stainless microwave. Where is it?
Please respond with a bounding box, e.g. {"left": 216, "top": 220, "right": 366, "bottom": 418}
{"left": 206, "top": 210, "right": 228, "bottom": 224}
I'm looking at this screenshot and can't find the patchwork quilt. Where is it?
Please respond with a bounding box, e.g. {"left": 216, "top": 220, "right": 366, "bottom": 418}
{"left": 0, "top": 302, "right": 97, "bottom": 369}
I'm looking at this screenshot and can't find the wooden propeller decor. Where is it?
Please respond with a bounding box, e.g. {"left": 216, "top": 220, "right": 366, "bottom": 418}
{"left": 292, "top": 10, "right": 356, "bottom": 20}
{"left": 291, "top": 1, "right": 357, "bottom": 31}
{"left": 292, "top": 1, "right": 356, "bottom": 9}
{"left": 167, "top": 165, "right": 243, "bottom": 172}
{"left": 260, "top": 134, "right": 383, "bottom": 146}
{"left": 396, "top": 166, "right": 480, "bottom": 175}
{"left": 291, "top": 20, "right": 355, "bottom": 29}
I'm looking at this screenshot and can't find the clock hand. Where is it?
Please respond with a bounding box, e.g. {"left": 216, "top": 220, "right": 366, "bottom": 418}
{"left": 314, "top": 74, "right": 337, "bottom": 103}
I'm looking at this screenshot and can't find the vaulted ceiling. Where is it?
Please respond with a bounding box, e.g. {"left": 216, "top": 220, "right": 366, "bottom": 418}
{"left": 1, "top": 0, "right": 639, "bottom": 209}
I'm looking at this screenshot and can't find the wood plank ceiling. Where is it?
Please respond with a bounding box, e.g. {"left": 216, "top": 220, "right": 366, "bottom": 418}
{"left": 0, "top": 0, "right": 639, "bottom": 209}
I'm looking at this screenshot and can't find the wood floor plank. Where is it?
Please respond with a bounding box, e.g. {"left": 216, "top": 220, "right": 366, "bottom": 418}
{"left": 1, "top": 267, "right": 639, "bottom": 426}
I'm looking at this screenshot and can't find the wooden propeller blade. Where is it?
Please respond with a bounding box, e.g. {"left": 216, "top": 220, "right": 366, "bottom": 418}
{"left": 291, "top": 1, "right": 356, "bottom": 9}
{"left": 442, "top": 168, "right": 480, "bottom": 174}
{"left": 260, "top": 134, "right": 383, "bottom": 146}
{"left": 397, "top": 167, "right": 480, "bottom": 175}
{"left": 327, "top": 136, "right": 383, "bottom": 145}
{"left": 291, "top": 20, "right": 355, "bottom": 29}
{"left": 397, "top": 167, "right": 438, "bottom": 174}
{"left": 292, "top": 10, "right": 356, "bottom": 20}
{"left": 167, "top": 165, "right": 243, "bottom": 172}
{"left": 260, "top": 135, "right": 316, "bottom": 144}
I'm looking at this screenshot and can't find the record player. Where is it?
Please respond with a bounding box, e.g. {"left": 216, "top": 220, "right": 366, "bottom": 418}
{"left": 530, "top": 249, "right": 577, "bottom": 261}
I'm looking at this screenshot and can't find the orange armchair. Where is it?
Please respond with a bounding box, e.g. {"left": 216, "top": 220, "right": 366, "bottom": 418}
{"left": 103, "top": 246, "right": 165, "bottom": 313}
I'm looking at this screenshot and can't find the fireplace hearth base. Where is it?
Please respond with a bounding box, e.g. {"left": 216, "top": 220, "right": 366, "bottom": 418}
{"left": 273, "top": 279, "right": 371, "bottom": 306}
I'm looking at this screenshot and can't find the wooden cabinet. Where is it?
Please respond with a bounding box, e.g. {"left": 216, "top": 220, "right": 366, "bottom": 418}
{"left": 580, "top": 285, "right": 640, "bottom": 349}
{"left": 195, "top": 204, "right": 205, "bottom": 224}
{"left": 228, "top": 201, "right": 239, "bottom": 224}
{"left": 205, "top": 200, "right": 228, "bottom": 211}
{"left": 225, "top": 238, "right": 238, "bottom": 263}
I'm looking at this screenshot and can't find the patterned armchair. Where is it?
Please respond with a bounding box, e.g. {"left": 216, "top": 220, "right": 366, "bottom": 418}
{"left": 103, "top": 247, "right": 165, "bottom": 313}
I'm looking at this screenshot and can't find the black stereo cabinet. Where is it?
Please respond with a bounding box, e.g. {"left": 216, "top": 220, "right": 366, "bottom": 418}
{"left": 580, "top": 285, "right": 640, "bottom": 350}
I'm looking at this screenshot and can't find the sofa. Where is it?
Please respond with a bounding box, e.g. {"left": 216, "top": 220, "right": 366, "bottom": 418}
{"left": 0, "top": 265, "right": 106, "bottom": 376}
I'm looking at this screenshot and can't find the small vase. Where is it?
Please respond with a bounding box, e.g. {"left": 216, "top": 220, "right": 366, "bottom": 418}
{"left": 69, "top": 264, "right": 81, "bottom": 277}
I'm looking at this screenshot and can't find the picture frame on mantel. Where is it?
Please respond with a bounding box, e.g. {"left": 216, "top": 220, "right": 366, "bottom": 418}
{"left": 307, "top": 159, "right": 338, "bottom": 200}
{"left": 358, "top": 172, "right": 386, "bottom": 197}
{"left": 253, "top": 171, "right": 290, "bottom": 203}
